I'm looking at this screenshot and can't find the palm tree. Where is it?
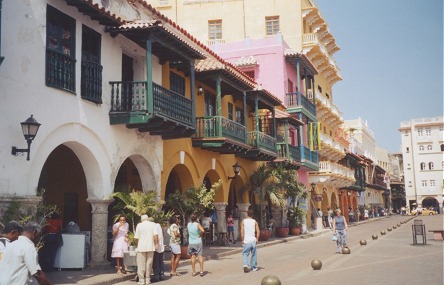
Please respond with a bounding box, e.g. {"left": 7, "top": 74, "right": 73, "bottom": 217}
{"left": 248, "top": 165, "right": 285, "bottom": 229}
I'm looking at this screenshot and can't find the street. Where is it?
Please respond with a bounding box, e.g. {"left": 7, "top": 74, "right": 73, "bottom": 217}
{"left": 115, "top": 215, "right": 443, "bottom": 285}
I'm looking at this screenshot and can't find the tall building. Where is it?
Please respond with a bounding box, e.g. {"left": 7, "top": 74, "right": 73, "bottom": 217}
{"left": 399, "top": 116, "right": 444, "bottom": 212}
{"left": 151, "top": 0, "right": 355, "bottom": 224}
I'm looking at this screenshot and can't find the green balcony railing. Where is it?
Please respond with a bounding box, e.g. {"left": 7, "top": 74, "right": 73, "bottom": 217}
{"left": 277, "top": 143, "right": 302, "bottom": 162}
{"left": 248, "top": 131, "right": 276, "bottom": 153}
{"left": 286, "top": 92, "right": 316, "bottom": 116}
{"left": 301, "top": 145, "right": 318, "bottom": 164}
{"left": 109, "top": 81, "right": 193, "bottom": 127}
{"left": 195, "top": 116, "right": 247, "bottom": 143}
{"left": 81, "top": 60, "right": 103, "bottom": 103}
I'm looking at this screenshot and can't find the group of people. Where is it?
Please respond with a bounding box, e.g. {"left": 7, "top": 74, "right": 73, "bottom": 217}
{"left": 0, "top": 221, "right": 54, "bottom": 285}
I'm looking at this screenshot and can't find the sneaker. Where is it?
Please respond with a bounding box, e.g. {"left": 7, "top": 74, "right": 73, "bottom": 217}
{"left": 252, "top": 268, "right": 258, "bottom": 272}
{"left": 243, "top": 265, "right": 250, "bottom": 273}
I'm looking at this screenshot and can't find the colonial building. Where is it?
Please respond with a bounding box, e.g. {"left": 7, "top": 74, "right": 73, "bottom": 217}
{"left": 399, "top": 116, "right": 444, "bottom": 212}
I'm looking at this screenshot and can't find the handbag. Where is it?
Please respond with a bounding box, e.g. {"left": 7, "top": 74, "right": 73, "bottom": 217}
{"left": 332, "top": 234, "right": 338, "bottom": 241}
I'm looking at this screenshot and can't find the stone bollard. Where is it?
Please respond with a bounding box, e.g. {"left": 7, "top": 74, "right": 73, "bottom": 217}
{"left": 261, "top": 275, "right": 281, "bottom": 285}
{"left": 360, "top": 239, "right": 367, "bottom": 245}
{"left": 311, "top": 259, "right": 322, "bottom": 270}
{"left": 372, "top": 234, "right": 378, "bottom": 240}
{"left": 381, "top": 230, "right": 386, "bottom": 235}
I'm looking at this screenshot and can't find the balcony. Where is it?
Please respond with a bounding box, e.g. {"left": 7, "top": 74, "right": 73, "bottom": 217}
{"left": 319, "top": 133, "right": 346, "bottom": 161}
{"left": 237, "top": 131, "right": 278, "bottom": 161}
{"left": 192, "top": 116, "right": 251, "bottom": 154}
{"left": 285, "top": 91, "right": 316, "bottom": 120}
{"left": 109, "top": 81, "right": 194, "bottom": 139}
{"left": 310, "top": 160, "right": 355, "bottom": 187}
{"left": 315, "top": 92, "right": 343, "bottom": 128}
{"left": 277, "top": 143, "right": 301, "bottom": 165}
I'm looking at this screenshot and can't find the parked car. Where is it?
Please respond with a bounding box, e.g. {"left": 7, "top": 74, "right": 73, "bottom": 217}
{"left": 410, "top": 208, "right": 438, "bottom": 215}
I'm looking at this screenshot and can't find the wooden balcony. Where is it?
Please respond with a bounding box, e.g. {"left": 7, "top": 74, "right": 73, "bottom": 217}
{"left": 237, "top": 131, "right": 278, "bottom": 161}
{"left": 109, "top": 81, "right": 194, "bottom": 139}
{"left": 192, "top": 116, "right": 251, "bottom": 154}
{"left": 277, "top": 143, "right": 301, "bottom": 165}
{"left": 286, "top": 91, "right": 316, "bottom": 120}
{"left": 300, "top": 146, "right": 319, "bottom": 171}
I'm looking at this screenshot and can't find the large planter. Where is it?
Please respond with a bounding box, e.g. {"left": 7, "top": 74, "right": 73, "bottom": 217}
{"left": 180, "top": 245, "right": 191, "bottom": 259}
{"left": 259, "top": 229, "right": 271, "bottom": 241}
{"left": 289, "top": 226, "right": 301, "bottom": 236}
{"left": 275, "top": 227, "right": 289, "bottom": 238}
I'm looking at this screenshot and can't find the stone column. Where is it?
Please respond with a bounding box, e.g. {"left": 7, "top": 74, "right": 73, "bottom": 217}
{"left": 87, "top": 198, "right": 113, "bottom": 267}
{"left": 213, "top": 202, "right": 227, "bottom": 233}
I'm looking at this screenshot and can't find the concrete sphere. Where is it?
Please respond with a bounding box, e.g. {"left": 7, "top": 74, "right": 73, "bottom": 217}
{"left": 393, "top": 226, "right": 397, "bottom": 229}
{"left": 342, "top": 247, "right": 351, "bottom": 254}
{"left": 381, "top": 230, "right": 386, "bottom": 235}
{"left": 372, "top": 234, "right": 378, "bottom": 240}
{"left": 261, "top": 275, "right": 282, "bottom": 285}
{"left": 397, "top": 223, "right": 401, "bottom": 226}
{"left": 311, "top": 259, "right": 322, "bottom": 270}
{"left": 387, "top": 228, "right": 392, "bottom": 231}
{"left": 360, "top": 239, "right": 367, "bottom": 245}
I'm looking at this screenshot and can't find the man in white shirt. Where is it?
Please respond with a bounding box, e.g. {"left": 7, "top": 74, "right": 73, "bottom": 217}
{"left": 152, "top": 221, "right": 165, "bottom": 282}
{"left": 240, "top": 209, "right": 260, "bottom": 273}
{"left": 0, "top": 221, "right": 52, "bottom": 285}
{"left": 0, "top": 221, "right": 22, "bottom": 261}
{"left": 134, "top": 215, "right": 158, "bottom": 285}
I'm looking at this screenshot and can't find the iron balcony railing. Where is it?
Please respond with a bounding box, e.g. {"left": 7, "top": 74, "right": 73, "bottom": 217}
{"left": 46, "top": 49, "right": 76, "bottom": 92}
{"left": 248, "top": 131, "right": 276, "bottom": 153}
{"left": 286, "top": 92, "right": 316, "bottom": 116}
{"left": 109, "top": 81, "right": 193, "bottom": 127}
{"left": 195, "top": 116, "right": 247, "bottom": 143}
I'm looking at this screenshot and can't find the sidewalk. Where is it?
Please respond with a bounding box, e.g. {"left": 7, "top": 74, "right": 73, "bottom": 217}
{"left": 46, "top": 216, "right": 390, "bottom": 285}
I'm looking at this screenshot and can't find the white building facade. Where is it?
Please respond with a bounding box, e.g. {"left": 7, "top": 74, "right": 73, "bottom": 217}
{"left": 399, "top": 117, "right": 444, "bottom": 212}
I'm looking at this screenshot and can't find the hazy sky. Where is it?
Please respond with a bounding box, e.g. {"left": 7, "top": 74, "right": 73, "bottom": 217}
{"left": 315, "top": 0, "right": 443, "bottom": 152}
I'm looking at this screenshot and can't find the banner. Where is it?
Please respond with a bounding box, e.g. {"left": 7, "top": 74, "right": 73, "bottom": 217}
{"left": 310, "top": 122, "right": 321, "bottom": 151}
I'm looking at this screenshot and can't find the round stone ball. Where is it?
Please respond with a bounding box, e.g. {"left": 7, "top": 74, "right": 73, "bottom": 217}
{"left": 360, "top": 239, "right": 367, "bottom": 245}
{"left": 261, "top": 275, "right": 282, "bottom": 285}
{"left": 393, "top": 226, "right": 397, "bottom": 229}
{"left": 342, "top": 247, "right": 351, "bottom": 254}
{"left": 397, "top": 223, "right": 401, "bottom": 226}
{"left": 311, "top": 259, "right": 322, "bottom": 270}
{"left": 387, "top": 228, "right": 392, "bottom": 231}
{"left": 372, "top": 234, "right": 378, "bottom": 240}
{"left": 381, "top": 230, "right": 386, "bottom": 235}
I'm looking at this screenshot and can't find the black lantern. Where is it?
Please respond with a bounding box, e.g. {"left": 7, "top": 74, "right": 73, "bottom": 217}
{"left": 11, "top": 115, "right": 41, "bottom": 161}
{"left": 228, "top": 162, "right": 241, "bottom": 180}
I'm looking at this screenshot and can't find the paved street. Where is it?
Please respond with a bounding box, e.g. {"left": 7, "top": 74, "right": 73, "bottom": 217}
{"left": 112, "top": 215, "right": 443, "bottom": 285}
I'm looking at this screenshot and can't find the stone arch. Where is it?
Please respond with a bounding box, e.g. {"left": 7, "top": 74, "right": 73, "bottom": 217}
{"left": 164, "top": 164, "right": 194, "bottom": 200}
{"left": 421, "top": 197, "right": 439, "bottom": 209}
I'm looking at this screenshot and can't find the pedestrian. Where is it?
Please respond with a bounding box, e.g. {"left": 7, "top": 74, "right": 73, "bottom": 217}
{"left": 0, "top": 221, "right": 53, "bottom": 285}
{"left": 332, "top": 209, "right": 348, "bottom": 253}
{"left": 327, "top": 206, "right": 333, "bottom": 228}
{"left": 364, "top": 208, "right": 369, "bottom": 220}
{"left": 167, "top": 216, "right": 181, "bottom": 277}
{"left": 187, "top": 213, "right": 205, "bottom": 277}
{"left": 39, "top": 211, "right": 63, "bottom": 272}
{"left": 240, "top": 209, "right": 260, "bottom": 273}
{"left": 226, "top": 214, "right": 235, "bottom": 244}
{"left": 111, "top": 215, "right": 129, "bottom": 275}
{"left": 152, "top": 220, "right": 165, "bottom": 282}
{"left": 0, "top": 221, "right": 22, "bottom": 261}
{"left": 134, "top": 214, "right": 158, "bottom": 285}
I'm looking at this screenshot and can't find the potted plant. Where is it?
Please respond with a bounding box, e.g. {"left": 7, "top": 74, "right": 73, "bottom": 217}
{"left": 287, "top": 205, "right": 305, "bottom": 235}
{"left": 247, "top": 165, "right": 284, "bottom": 241}
{"left": 165, "top": 180, "right": 221, "bottom": 258}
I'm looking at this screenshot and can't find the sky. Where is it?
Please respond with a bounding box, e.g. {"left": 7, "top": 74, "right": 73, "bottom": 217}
{"left": 315, "top": 0, "right": 443, "bottom": 152}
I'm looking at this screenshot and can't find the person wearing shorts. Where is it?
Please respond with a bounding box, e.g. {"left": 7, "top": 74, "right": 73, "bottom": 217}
{"left": 167, "top": 216, "right": 181, "bottom": 277}
{"left": 226, "top": 214, "right": 235, "bottom": 244}
{"left": 187, "top": 214, "right": 205, "bottom": 277}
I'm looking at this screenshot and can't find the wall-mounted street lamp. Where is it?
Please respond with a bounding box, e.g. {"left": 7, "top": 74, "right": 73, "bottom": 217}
{"left": 310, "top": 182, "right": 323, "bottom": 201}
{"left": 197, "top": 87, "right": 204, "bottom": 96}
{"left": 11, "top": 115, "right": 41, "bottom": 161}
{"left": 228, "top": 162, "right": 241, "bottom": 180}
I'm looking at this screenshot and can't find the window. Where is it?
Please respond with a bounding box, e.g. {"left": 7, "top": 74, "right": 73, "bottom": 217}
{"left": 46, "top": 5, "right": 76, "bottom": 92}
{"left": 170, "top": 72, "right": 185, "bottom": 96}
{"left": 441, "top": 144, "right": 444, "bottom": 151}
{"left": 208, "top": 20, "right": 222, "bottom": 40}
{"left": 417, "top": 128, "right": 423, "bottom": 136}
{"left": 430, "top": 180, "right": 435, "bottom": 187}
{"left": 429, "top": 162, "right": 434, "bottom": 170}
{"left": 317, "top": 85, "right": 322, "bottom": 94}
{"left": 421, "top": 180, "right": 427, "bottom": 187}
{"left": 419, "top": 145, "right": 424, "bottom": 151}
{"left": 425, "top": 128, "right": 431, "bottom": 136}
{"left": 287, "top": 80, "right": 293, "bottom": 93}
{"left": 244, "top": 70, "right": 255, "bottom": 79}
{"left": 427, "top": 145, "right": 432, "bottom": 151}
{"left": 420, "top": 162, "right": 426, "bottom": 170}
{"left": 440, "top": 126, "right": 444, "bottom": 131}
{"left": 235, "top": 107, "right": 244, "bottom": 125}
{"left": 204, "top": 93, "right": 215, "bottom": 116}
{"left": 228, "top": 103, "right": 234, "bottom": 121}
{"left": 325, "top": 93, "right": 330, "bottom": 99}
{"left": 81, "top": 25, "right": 102, "bottom": 103}
{"left": 406, "top": 147, "right": 409, "bottom": 153}
{"left": 265, "top": 16, "right": 279, "bottom": 35}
